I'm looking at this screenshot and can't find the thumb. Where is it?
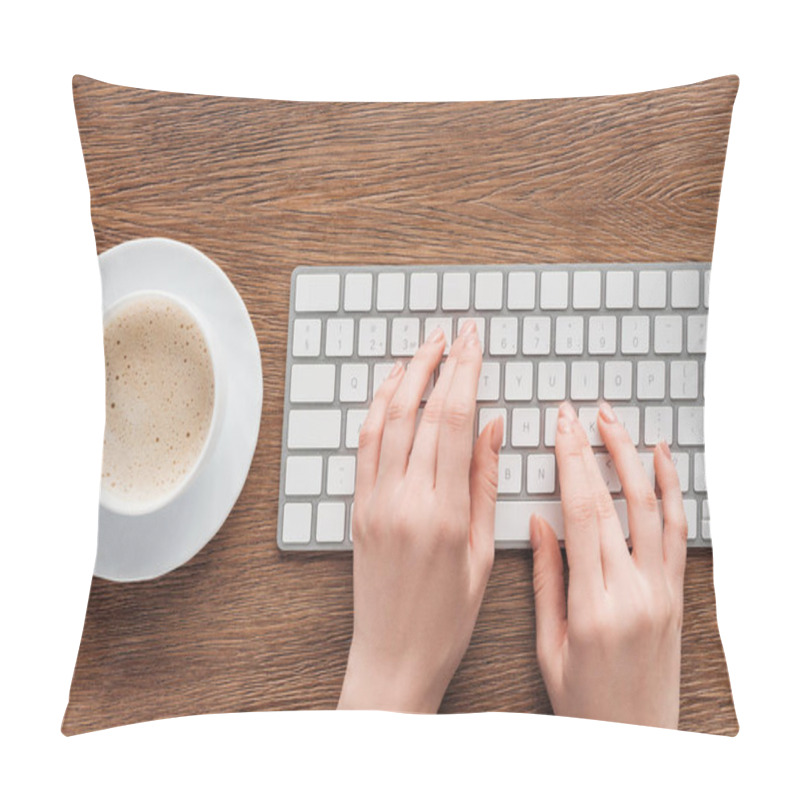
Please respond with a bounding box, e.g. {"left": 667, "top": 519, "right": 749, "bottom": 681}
{"left": 530, "top": 514, "right": 567, "bottom": 669}
{"left": 469, "top": 415, "right": 503, "bottom": 566}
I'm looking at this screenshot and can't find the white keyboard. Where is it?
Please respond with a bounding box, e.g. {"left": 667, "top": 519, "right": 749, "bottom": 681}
{"left": 278, "top": 264, "right": 712, "bottom": 550}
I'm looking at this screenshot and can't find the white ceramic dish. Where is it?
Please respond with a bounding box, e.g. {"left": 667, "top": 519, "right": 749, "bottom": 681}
{"left": 95, "top": 238, "right": 262, "bottom": 581}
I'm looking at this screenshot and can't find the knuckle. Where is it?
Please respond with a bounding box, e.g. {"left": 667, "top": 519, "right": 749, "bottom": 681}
{"left": 444, "top": 400, "right": 473, "bottom": 432}
{"left": 630, "top": 485, "right": 659, "bottom": 514}
{"left": 566, "top": 493, "right": 596, "bottom": 526}
{"left": 386, "top": 398, "right": 413, "bottom": 425}
{"left": 421, "top": 396, "right": 444, "bottom": 426}
{"left": 357, "top": 421, "right": 379, "bottom": 452}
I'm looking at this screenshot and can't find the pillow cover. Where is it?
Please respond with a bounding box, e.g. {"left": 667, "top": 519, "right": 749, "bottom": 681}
{"left": 64, "top": 75, "right": 738, "bottom": 734}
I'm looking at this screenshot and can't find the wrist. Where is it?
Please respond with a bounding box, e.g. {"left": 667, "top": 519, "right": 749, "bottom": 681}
{"left": 337, "top": 643, "right": 444, "bottom": 714}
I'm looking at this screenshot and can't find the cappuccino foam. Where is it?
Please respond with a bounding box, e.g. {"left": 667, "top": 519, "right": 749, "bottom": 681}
{"left": 102, "top": 295, "right": 215, "bottom": 510}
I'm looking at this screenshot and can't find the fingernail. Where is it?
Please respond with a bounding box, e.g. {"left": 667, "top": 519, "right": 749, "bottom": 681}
{"left": 490, "top": 416, "right": 503, "bottom": 453}
{"left": 460, "top": 319, "right": 477, "bottom": 338}
{"left": 389, "top": 360, "right": 404, "bottom": 378}
{"left": 426, "top": 326, "right": 445, "bottom": 344}
{"left": 599, "top": 402, "right": 616, "bottom": 423}
{"left": 658, "top": 439, "right": 671, "bottom": 458}
{"left": 559, "top": 401, "right": 577, "bottom": 422}
{"left": 530, "top": 516, "right": 541, "bottom": 550}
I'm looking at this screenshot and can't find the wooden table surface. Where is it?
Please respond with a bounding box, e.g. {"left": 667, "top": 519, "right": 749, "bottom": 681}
{"left": 64, "top": 74, "right": 739, "bottom": 735}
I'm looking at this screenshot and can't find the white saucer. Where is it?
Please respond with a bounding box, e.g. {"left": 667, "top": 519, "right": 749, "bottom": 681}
{"left": 95, "top": 238, "right": 262, "bottom": 581}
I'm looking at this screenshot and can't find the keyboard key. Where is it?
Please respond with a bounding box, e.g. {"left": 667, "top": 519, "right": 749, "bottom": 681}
{"left": 527, "top": 454, "right": 556, "bottom": 494}
{"left": 409, "top": 272, "right": 438, "bottom": 311}
{"left": 317, "top": 502, "right": 346, "bottom": 543}
{"left": 479, "top": 408, "right": 507, "bottom": 446}
{"left": 477, "top": 362, "right": 501, "bottom": 401}
{"left": 295, "top": 273, "right": 340, "bottom": 312}
{"left": 595, "top": 453, "right": 621, "bottom": 492}
{"left": 555, "top": 316, "right": 584, "bottom": 355}
{"left": 377, "top": 272, "right": 405, "bottom": 311}
{"left": 694, "top": 452, "right": 707, "bottom": 492}
{"left": 544, "top": 408, "right": 558, "bottom": 446}
{"left": 358, "top": 318, "right": 387, "bottom": 357}
{"left": 654, "top": 315, "right": 682, "bottom": 354}
{"left": 457, "top": 317, "right": 486, "bottom": 352}
{"left": 325, "top": 318, "right": 354, "bottom": 357}
{"left": 701, "top": 499, "right": 710, "bottom": 540}
{"left": 424, "top": 317, "right": 453, "bottom": 353}
{"left": 687, "top": 315, "right": 708, "bottom": 354}
{"left": 495, "top": 500, "right": 564, "bottom": 541}
{"left": 372, "top": 362, "right": 395, "bottom": 398}
{"left": 621, "top": 316, "right": 649, "bottom": 354}
{"left": 678, "top": 407, "right": 704, "bottom": 446}
{"left": 345, "top": 409, "right": 368, "bottom": 448}
{"left": 638, "top": 270, "right": 667, "bottom": 309}
{"left": 578, "top": 407, "right": 602, "bottom": 446}
{"left": 512, "top": 408, "right": 540, "bottom": 447}
{"left": 507, "top": 272, "right": 536, "bottom": 310}
{"left": 588, "top": 316, "right": 616, "bottom": 355}
{"left": 615, "top": 407, "right": 640, "bottom": 445}
{"left": 285, "top": 456, "right": 323, "bottom": 495}
{"left": 288, "top": 410, "right": 341, "bottom": 449}
{"left": 489, "top": 317, "right": 518, "bottom": 355}
{"left": 537, "top": 362, "right": 567, "bottom": 401}
{"left": 327, "top": 456, "right": 356, "bottom": 495}
{"left": 292, "top": 318, "right": 322, "bottom": 357}
{"left": 637, "top": 361, "right": 666, "bottom": 400}
{"left": 603, "top": 361, "right": 633, "bottom": 400}
{"left": 670, "top": 360, "right": 699, "bottom": 400}
{"left": 606, "top": 271, "right": 634, "bottom": 309}
{"left": 505, "top": 362, "right": 533, "bottom": 401}
{"left": 573, "top": 271, "right": 601, "bottom": 310}
{"left": 340, "top": 364, "right": 369, "bottom": 402}
{"left": 522, "top": 316, "right": 551, "bottom": 355}
{"left": 570, "top": 361, "right": 600, "bottom": 400}
{"left": 671, "top": 452, "right": 689, "bottom": 492}
{"left": 540, "top": 271, "right": 569, "bottom": 310}
{"left": 290, "top": 364, "right": 336, "bottom": 403}
{"left": 498, "top": 454, "right": 522, "bottom": 494}
{"left": 391, "top": 317, "right": 421, "bottom": 356}
{"left": 344, "top": 272, "right": 372, "bottom": 311}
{"left": 644, "top": 406, "right": 673, "bottom": 445}
{"left": 442, "top": 272, "right": 471, "bottom": 310}
{"left": 282, "top": 503, "right": 312, "bottom": 544}
{"left": 672, "top": 270, "right": 700, "bottom": 308}
{"left": 475, "top": 272, "right": 504, "bottom": 310}
{"left": 704, "top": 270, "right": 710, "bottom": 309}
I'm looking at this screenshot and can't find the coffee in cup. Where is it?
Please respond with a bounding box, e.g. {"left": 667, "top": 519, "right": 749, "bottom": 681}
{"left": 101, "top": 292, "right": 217, "bottom": 514}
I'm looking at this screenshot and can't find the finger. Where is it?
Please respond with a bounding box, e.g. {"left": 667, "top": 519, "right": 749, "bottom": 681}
{"left": 407, "top": 325, "right": 467, "bottom": 483}
{"left": 554, "top": 401, "right": 604, "bottom": 595}
{"left": 576, "top": 421, "right": 631, "bottom": 583}
{"left": 376, "top": 327, "right": 446, "bottom": 482}
{"left": 436, "top": 322, "right": 483, "bottom": 496}
{"left": 530, "top": 514, "right": 567, "bottom": 675}
{"left": 597, "top": 401, "right": 663, "bottom": 572}
{"left": 354, "top": 359, "right": 405, "bottom": 500}
{"left": 469, "top": 415, "right": 503, "bottom": 572}
{"left": 655, "top": 440, "right": 688, "bottom": 595}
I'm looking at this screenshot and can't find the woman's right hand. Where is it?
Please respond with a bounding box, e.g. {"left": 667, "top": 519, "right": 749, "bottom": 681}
{"left": 530, "top": 400, "right": 688, "bottom": 728}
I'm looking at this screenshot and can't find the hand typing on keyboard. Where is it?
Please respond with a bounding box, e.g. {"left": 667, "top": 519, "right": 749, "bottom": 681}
{"left": 338, "top": 321, "right": 503, "bottom": 712}
{"left": 337, "top": 329, "right": 686, "bottom": 723}
{"left": 533, "top": 400, "right": 686, "bottom": 728}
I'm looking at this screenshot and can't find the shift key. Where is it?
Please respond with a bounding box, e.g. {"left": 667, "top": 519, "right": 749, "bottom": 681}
{"left": 288, "top": 410, "right": 341, "bottom": 449}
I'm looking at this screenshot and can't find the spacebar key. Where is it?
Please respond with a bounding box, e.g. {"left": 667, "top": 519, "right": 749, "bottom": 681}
{"left": 495, "top": 501, "right": 564, "bottom": 544}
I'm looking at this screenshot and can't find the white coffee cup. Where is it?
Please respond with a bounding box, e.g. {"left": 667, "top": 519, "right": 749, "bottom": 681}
{"left": 99, "top": 289, "right": 225, "bottom": 516}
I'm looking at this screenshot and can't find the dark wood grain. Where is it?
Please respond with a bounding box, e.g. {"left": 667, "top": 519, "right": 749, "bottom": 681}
{"left": 63, "top": 75, "right": 739, "bottom": 735}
